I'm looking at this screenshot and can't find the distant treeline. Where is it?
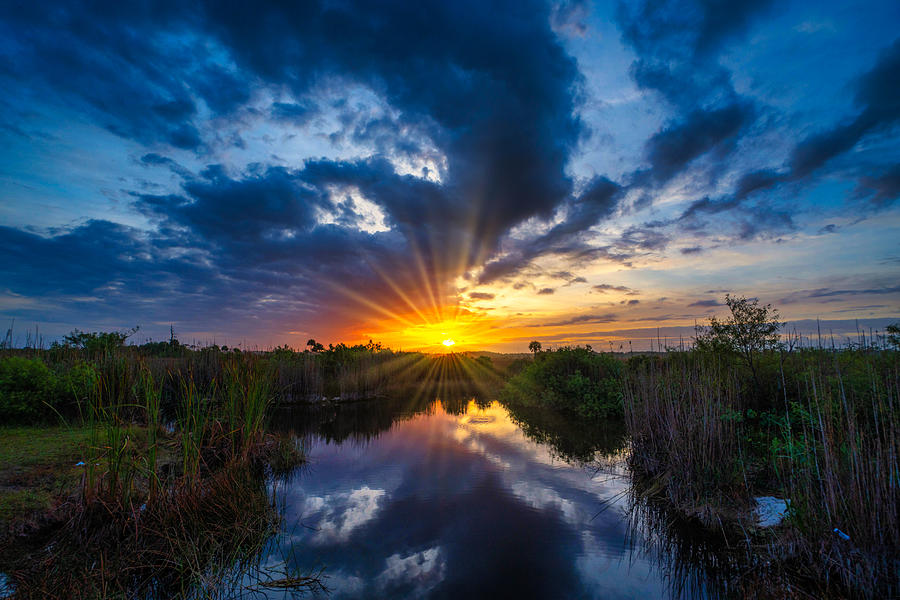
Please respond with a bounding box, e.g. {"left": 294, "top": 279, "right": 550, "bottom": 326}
{"left": 0, "top": 327, "right": 502, "bottom": 425}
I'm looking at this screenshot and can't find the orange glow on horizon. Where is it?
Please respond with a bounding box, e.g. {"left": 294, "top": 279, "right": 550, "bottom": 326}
{"left": 356, "top": 309, "right": 522, "bottom": 353}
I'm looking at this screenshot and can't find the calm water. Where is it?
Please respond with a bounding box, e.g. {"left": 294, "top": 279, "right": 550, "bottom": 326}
{"left": 262, "top": 396, "right": 711, "bottom": 599}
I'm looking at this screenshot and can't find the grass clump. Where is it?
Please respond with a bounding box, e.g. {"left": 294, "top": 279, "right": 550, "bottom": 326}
{"left": 2, "top": 460, "right": 305, "bottom": 599}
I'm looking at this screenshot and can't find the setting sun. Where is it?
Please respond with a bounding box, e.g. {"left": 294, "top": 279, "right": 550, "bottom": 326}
{"left": 442, "top": 338, "right": 455, "bottom": 347}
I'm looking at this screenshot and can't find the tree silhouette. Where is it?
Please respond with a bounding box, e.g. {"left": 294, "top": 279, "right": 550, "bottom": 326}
{"left": 528, "top": 340, "right": 542, "bottom": 356}
{"left": 694, "top": 294, "right": 783, "bottom": 390}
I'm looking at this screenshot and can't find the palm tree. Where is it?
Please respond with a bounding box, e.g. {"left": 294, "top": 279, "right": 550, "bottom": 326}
{"left": 528, "top": 340, "right": 542, "bottom": 356}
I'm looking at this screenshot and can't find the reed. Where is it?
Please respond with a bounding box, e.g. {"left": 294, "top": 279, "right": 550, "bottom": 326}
{"left": 136, "top": 365, "right": 162, "bottom": 496}
{"left": 3, "top": 459, "right": 320, "bottom": 599}
{"left": 623, "top": 348, "right": 900, "bottom": 597}
{"left": 177, "top": 373, "right": 212, "bottom": 483}
{"left": 223, "top": 360, "right": 272, "bottom": 454}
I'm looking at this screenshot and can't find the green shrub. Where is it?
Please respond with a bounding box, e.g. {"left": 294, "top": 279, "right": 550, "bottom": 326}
{"left": 60, "top": 361, "right": 99, "bottom": 414}
{"left": 502, "top": 346, "right": 624, "bottom": 419}
{"left": 0, "top": 356, "right": 61, "bottom": 423}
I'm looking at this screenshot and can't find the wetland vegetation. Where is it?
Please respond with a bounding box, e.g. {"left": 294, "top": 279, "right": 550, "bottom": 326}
{"left": 1, "top": 300, "right": 898, "bottom": 598}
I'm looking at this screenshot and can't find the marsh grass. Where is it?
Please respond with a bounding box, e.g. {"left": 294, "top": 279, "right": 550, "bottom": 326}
{"left": 223, "top": 361, "right": 272, "bottom": 455}
{"left": 624, "top": 348, "right": 900, "bottom": 598}
{"left": 626, "top": 484, "right": 801, "bottom": 600}
{"left": 3, "top": 456, "right": 318, "bottom": 600}
{"left": 0, "top": 341, "right": 323, "bottom": 598}
{"left": 137, "top": 366, "right": 163, "bottom": 497}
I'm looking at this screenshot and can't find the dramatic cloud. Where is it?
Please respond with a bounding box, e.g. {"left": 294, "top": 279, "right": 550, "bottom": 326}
{"left": 1, "top": 0, "right": 897, "bottom": 348}
{"left": 1, "top": 0, "right": 587, "bottom": 340}
{"left": 789, "top": 39, "right": 900, "bottom": 178}
{"left": 642, "top": 102, "right": 754, "bottom": 185}
{"left": 617, "top": 0, "right": 774, "bottom": 106}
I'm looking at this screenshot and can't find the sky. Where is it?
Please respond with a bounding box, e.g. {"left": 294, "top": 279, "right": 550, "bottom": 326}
{"left": 1, "top": 0, "right": 898, "bottom": 352}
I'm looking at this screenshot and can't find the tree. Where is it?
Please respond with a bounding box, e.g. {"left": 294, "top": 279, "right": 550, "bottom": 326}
{"left": 61, "top": 326, "right": 139, "bottom": 355}
{"left": 306, "top": 338, "right": 324, "bottom": 353}
{"left": 528, "top": 340, "right": 542, "bottom": 356}
{"left": 694, "top": 294, "right": 783, "bottom": 387}
{"left": 887, "top": 323, "right": 900, "bottom": 349}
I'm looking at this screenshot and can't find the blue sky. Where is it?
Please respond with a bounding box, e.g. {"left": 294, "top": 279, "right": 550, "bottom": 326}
{"left": 1, "top": 0, "right": 898, "bottom": 351}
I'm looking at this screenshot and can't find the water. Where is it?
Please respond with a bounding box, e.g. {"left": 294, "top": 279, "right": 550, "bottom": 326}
{"left": 261, "top": 396, "right": 707, "bottom": 599}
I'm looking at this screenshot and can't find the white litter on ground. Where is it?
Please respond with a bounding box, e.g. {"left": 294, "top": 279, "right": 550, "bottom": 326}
{"left": 754, "top": 496, "right": 790, "bottom": 527}
{"left": 0, "top": 572, "right": 14, "bottom": 597}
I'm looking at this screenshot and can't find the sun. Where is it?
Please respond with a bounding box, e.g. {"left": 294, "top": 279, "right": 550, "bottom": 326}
{"left": 369, "top": 313, "right": 503, "bottom": 352}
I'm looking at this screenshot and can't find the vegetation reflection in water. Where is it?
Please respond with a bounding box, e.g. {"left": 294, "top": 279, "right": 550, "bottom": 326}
{"left": 265, "top": 392, "right": 744, "bottom": 600}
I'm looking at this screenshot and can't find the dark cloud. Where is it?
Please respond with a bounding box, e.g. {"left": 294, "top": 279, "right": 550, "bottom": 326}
{"left": 780, "top": 286, "right": 900, "bottom": 304}
{"left": 723, "top": 38, "right": 900, "bottom": 210}
{"left": 790, "top": 39, "right": 900, "bottom": 178}
{"left": 616, "top": 0, "right": 774, "bottom": 107}
{"left": 0, "top": 3, "right": 212, "bottom": 149}
{"left": 139, "top": 153, "right": 193, "bottom": 179}
{"left": 0, "top": 0, "right": 593, "bottom": 338}
{"left": 270, "top": 101, "right": 317, "bottom": 126}
{"left": 688, "top": 299, "right": 722, "bottom": 308}
{"left": 468, "top": 292, "right": 495, "bottom": 301}
{"left": 537, "top": 288, "right": 556, "bottom": 295}
{"left": 617, "top": 226, "right": 669, "bottom": 251}
{"left": 616, "top": 2, "right": 900, "bottom": 250}
{"left": 564, "top": 276, "right": 588, "bottom": 286}
{"left": 679, "top": 196, "right": 739, "bottom": 220}
{"left": 676, "top": 194, "right": 795, "bottom": 242}
{"left": 680, "top": 246, "right": 703, "bottom": 254}
{"left": 592, "top": 284, "right": 638, "bottom": 294}
{"left": 643, "top": 102, "right": 754, "bottom": 184}
{"left": 476, "top": 177, "right": 623, "bottom": 285}
{"left": 734, "top": 169, "right": 781, "bottom": 200}
{"left": 853, "top": 164, "right": 900, "bottom": 207}
{"left": 544, "top": 313, "right": 619, "bottom": 327}
{"left": 611, "top": 0, "right": 777, "bottom": 229}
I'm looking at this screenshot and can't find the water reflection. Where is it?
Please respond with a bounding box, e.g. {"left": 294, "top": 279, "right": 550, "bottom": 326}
{"left": 267, "top": 398, "right": 674, "bottom": 599}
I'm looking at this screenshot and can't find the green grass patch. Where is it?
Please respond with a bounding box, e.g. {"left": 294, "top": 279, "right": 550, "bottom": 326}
{"left": 0, "top": 425, "right": 93, "bottom": 522}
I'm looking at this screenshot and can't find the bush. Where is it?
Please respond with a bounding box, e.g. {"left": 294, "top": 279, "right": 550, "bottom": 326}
{"left": 60, "top": 361, "right": 99, "bottom": 413}
{"left": 501, "top": 346, "right": 624, "bottom": 419}
{"left": 0, "top": 356, "right": 61, "bottom": 423}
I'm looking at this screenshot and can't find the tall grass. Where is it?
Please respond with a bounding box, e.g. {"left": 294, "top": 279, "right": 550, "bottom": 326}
{"left": 769, "top": 350, "right": 899, "bottom": 594}
{"left": 5, "top": 461, "right": 321, "bottom": 599}
{"left": 137, "top": 365, "right": 162, "bottom": 496}
{"left": 623, "top": 353, "right": 750, "bottom": 524}
{"left": 82, "top": 357, "right": 141, "bottom": 504}
{"left": 623, "top": 348, "right": 900, "bottom": 597}
{"left": 2, "top": 348, "right": 311, "bottom": 597}
{"left": 177, "top": 374, "right": 212, "bottom": 484}
{"left": 224, "top": 360, "right": 272, "bottom": 455}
